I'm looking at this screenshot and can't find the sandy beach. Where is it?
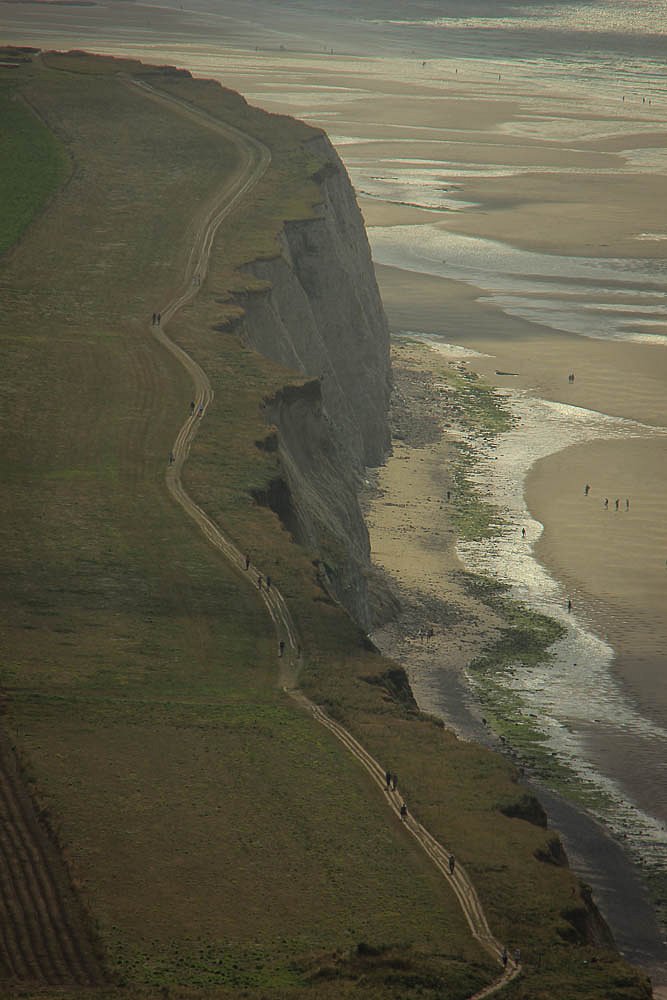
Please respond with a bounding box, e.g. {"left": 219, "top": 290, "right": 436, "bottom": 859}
{"left": 366, "top": 338, "right": 667, "bottom": 984}
{"left": 375, "top": 262, "right": 667, "bottom": 714}
{"left": 2, "top": 0, "right": 667, "bottom": 983}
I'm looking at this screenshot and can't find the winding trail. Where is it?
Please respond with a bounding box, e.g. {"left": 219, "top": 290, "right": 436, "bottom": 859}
{"left": 139, "top": 80, "right": 521, "bottom": 999}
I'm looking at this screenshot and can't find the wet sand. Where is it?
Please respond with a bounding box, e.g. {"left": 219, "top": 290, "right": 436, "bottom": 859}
{"left": 374, "top": 264, "right": 667, "bottom": 429}
{"left": 375, "top": 263, "right": 667, "bottom": 716}
{"left": 364, "top": 347, "right": 504, "bottom": 703}
{"left": 527, "top": 437, "right": 667, "bottom": 720}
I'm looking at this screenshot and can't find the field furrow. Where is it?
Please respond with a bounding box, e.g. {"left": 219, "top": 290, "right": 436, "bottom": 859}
{"left": 5, "top": 760, "right": 99, "bottom": 984}
{"left": 0, "top": 745, "right": 104, "bottom": 987}
{"left": 0, "top": 813, "right": 51, "bottom": 982}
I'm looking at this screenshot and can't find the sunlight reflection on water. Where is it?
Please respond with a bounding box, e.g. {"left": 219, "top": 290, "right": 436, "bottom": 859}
{"left": 371, "top": 226, "right": 667, "bottom": 343}
{"left": 451, "top": 386, "right": 667, "bottom": 864}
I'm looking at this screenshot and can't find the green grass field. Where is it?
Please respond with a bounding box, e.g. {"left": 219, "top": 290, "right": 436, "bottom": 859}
{"left": 0, "top": 76, "right": 68, "bottom": 256}
{"left": 0, "top": 51, "right": 652, "bottom": 1000}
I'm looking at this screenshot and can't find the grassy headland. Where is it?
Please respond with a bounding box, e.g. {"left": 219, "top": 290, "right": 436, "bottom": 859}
{"left": 0, "top": 51, "right": 651, "bottom": 1000}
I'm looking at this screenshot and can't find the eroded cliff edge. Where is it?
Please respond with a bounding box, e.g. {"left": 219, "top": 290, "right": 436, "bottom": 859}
{"left": 227, "top": 119, "right": 643, "bottom": 969}
{"left": 236, "top": 134, "right": 395, "bottom": 630}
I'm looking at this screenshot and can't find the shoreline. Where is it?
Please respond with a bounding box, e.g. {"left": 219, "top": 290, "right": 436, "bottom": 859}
{"left": 366, "top": 337, "right": 667, "bottom": 985}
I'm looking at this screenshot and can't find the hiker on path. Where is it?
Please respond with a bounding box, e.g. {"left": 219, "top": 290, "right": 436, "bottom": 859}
{"left": 257, "top": 575, "right": 262, "bottom": 590}
{"left": 392, "top": 773, "right": 398, "bottom": 791}
{"left": 448, "top": 854, "right": 455, "bottom": 874}
{"left": 521, "top": 527, "right": 526, "bottom": 538}
{"left": 156, "top": 313, "right": 161, "bottom": 327}
{"left": 198, "top": 403, "right": 204, "bottom": 417}
{"left": 279, "top": 640, "right": 285, "bottom": 657}
{"left": 385, "top": 770, "right": 392, "bottom": 790}
{"left": 567, "top": 598, "right": 572, "bottom": 613}
{"left": 152, "top": 312, "right": 156, "bottom": 326}
{"left": 400, "top": 803, "right": 408, "bottom": 820}
{"left": 190, "top": 400, "right": 195, "bottom": 414}
{"left": 245, "top": 554, "right": 250, "bottom": 570}
{"left": 266, "top": 575, "right": 271, "bottom": 590}
{"left": 168, "top": 451, "right": 175, "bottom": 465}
{"left": 501, "top": 947, "right": 508, "bottom": 968}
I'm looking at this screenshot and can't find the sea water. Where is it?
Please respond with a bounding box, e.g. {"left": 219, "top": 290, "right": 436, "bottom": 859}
{"left": 370, "top": 226, "right": 667, "bottom": 343}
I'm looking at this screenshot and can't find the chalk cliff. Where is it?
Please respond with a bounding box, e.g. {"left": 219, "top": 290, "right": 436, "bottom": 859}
{"left": 237, "top": 135, "right": 395, "bottom": 630}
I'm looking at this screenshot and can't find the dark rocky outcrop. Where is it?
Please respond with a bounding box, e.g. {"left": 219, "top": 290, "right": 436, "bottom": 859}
{"left": 560, "top": 883, "right": 617, "bottom": 948}
{"left": 500, "top": 791, "right": 548, "bottom": 828}
{"left": 361, "top": 666, "right": 419, "bottom": 714}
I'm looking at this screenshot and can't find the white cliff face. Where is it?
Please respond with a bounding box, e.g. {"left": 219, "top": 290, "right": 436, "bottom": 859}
{"left": 239, "top": 136, "right": 393, "bottom": 628}
{"left": 242, "top": 135, "right": 392, "bottom": 470}
{"left": 261, "top": 380, "right": 377, "bottom": 629}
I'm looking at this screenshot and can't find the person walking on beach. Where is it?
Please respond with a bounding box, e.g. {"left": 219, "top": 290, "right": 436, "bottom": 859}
{"left": 567, "top": 598, "right": 572, "bottom": 613}
{"left": 626, "top": 498, "right": 630, "bottom": 510}
{"left": 152, "top": 312, "right": 156, "bottom": 326}
{"left": 615, "top": 498, "right": 620, "bottom": 510}
{"left": 604, "top": 497, "right": 609, "bottom": 509}
{"left": 521, "top": 527, "right": 526, "bottom": 538}
{"left": 584, "top": 484, "right": 590, "bottom": 496}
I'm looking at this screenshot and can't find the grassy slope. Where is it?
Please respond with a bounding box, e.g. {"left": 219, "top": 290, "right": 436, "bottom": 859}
{"left": 0, "top": 53, "right": 492, "bottom": 1000}
{"left": 0, "top": 52, "right": 650, "bottom": 999}
{"left": 0, "top": 70, "right": 68, "bottom": 256}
